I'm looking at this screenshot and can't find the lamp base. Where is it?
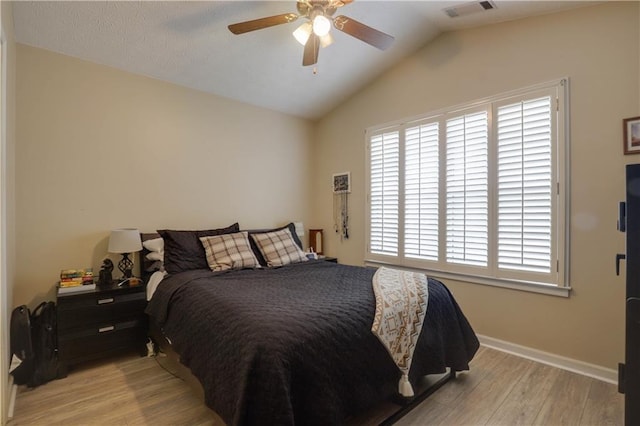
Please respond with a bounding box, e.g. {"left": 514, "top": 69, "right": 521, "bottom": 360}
{"left": 118, "top": 253, "right": 133, "bottom": 278}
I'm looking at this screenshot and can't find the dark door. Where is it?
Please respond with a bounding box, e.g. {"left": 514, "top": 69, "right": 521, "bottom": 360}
{"left": 625, "top": 163, "right": 640, "bottom": 425}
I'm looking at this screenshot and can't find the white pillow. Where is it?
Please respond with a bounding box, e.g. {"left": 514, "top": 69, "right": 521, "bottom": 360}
{"left": 143, "top": 237, "right": 164, "bottom": 253}
{"left": 143, "top": 237, "right": 164, "bottom": 261}
{"left": 146, "top": 251, "right": 163, "bottom": 261}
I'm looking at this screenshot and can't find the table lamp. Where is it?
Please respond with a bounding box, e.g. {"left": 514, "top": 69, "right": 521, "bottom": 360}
{"left": 108, "top": 228, "right": 142, "bottom": 279}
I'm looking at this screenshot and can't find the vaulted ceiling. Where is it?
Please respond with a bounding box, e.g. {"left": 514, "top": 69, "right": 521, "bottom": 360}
{"left": 12, "top": 1, "right": 592, "bottom": 120}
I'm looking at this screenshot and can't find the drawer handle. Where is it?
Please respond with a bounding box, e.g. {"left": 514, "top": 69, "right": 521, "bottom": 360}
{"left": 98, "top": 325, "right": 115, "bottom": 333}
{"left": 97, "top": 298, "right": 114, "bottom": 305}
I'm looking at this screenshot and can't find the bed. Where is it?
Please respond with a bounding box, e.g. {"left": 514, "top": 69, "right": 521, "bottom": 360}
{"left": 142, "top": 224, "right": 479, "bottom": 425}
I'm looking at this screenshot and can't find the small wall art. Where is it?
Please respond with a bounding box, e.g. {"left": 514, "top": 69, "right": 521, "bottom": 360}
{"left": 332, "top": 172, "right": 351, "bottom": 193}
{"left": 623, "top": 116, "right": 640, "bottom": 155}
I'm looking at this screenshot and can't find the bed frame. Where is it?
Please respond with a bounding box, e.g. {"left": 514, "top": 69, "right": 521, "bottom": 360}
{"left": 139, "top": 232, "right": 456, "bottom": 425}
{"left": 149, "top": 319, "right": 454, "bottom": 425}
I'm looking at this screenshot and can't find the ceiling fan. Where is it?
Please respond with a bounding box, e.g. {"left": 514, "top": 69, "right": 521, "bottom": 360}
{"left": 228, "top": 0, "right": 394, "bottom": 67}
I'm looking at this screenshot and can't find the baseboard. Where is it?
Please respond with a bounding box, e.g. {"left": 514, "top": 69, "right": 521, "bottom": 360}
{"left": 477, "top": 334, "right": 618, "bottom": 385}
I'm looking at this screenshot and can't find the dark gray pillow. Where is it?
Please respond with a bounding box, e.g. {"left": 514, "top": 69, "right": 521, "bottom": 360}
{"left": 158, "top": 223, "right": 240, "bottom": 274}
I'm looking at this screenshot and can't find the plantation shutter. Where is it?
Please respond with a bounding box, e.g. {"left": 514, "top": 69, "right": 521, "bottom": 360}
{"left": 365, "top": 80, "right": 567, "bottom": 291}
{"left": 445, "top": 111, "right": 489, "bottom": 266}
{"left": 369, "top": 130, "right": 400, "bottom": 256}
{"left": 497, "top": 96, "right": 553, "bottom": 273}
{"left": 404, "top": 122, "right": 439, "bottom": 260}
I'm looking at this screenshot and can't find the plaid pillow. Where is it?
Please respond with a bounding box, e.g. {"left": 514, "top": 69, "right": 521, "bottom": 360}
{"left": 251, "top": 228, "right": 308, "bottom": 267}
{"left": 199, "top": 232, "right": 261, "bottom": 271}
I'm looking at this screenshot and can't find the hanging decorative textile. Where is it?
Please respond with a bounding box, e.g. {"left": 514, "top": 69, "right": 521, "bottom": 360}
{"left": 332, "top": 172, "right": 350, "bottom": 240}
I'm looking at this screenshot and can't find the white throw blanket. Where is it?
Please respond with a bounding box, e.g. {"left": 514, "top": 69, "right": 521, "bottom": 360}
{"left": 371, "top": 267, "right": 430, "bottom": 397}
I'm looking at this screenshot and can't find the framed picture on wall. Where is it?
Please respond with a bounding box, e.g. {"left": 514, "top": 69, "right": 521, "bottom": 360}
{"left": 624, "top": 116, "right": 640, "bottom": 155}
{"left": 332, "top": 172, "right": 351, "bottom": 193}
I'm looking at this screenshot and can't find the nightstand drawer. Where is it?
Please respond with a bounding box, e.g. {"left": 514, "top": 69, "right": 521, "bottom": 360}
{"left": 58, "top": 317, "right": 145, "bottom": 340}
{"left": 57, "top": 291, "right": 146, "bottom": 331}
{"left": 58, "top": 319, "right": 147, "bottom": 365}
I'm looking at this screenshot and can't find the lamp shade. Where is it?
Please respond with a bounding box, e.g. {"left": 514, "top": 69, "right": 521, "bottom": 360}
{"left": 294, "top": 222, "right": 305, "bottom": 239}
{"left": 312, "top": 14, "right": 331, "bottom": 37}
{"left": 108, "top": 228, "right": 142, "bottom": 254}
{"left": 293, "top": 22, "right": 312, "bottom": 45}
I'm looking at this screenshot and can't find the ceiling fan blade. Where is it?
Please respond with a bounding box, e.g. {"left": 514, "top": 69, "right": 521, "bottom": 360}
{"left": 303, "top": 34, "right": 320, "bottom": 66}
{"left": 228, "top": 13, "right": 298, "bottom": 35}
{"left": 333, "top": 15, "right": 394, "bottom": 50}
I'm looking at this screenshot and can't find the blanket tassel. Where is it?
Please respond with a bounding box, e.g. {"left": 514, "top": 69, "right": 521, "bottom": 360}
{"left": 399, "top": 373, "right": 414, "bottom": 397}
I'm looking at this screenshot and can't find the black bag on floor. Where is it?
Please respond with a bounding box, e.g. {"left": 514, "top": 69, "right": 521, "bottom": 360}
{"left": 10, "top": 302, "right": 64, "bottom": 387}
{"left": 10, "top": 305, "right": 34, "bottom": 385}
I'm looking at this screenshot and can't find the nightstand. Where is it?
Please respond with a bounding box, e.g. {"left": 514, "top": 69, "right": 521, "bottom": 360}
{"left": 56, "top": 283, "right": 147, "bottom": 372}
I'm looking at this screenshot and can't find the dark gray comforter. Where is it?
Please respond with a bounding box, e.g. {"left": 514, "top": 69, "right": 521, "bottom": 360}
{"left": 145, "top": 260, "right": 479, "bottom": 426}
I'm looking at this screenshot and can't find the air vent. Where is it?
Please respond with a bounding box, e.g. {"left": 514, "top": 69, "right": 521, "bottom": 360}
{"left": 444, "top": 0, "right": 496, "bottom": 18}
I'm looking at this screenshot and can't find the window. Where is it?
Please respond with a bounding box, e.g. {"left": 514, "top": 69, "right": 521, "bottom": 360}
{"left": 369, "top": 130, "right": 399, "bottom": 256}
{"left": 366, "top": 80, "right": 569, "bottom": 293}
{"left": 445, "top": 111, "right": 488, "bottom": 267}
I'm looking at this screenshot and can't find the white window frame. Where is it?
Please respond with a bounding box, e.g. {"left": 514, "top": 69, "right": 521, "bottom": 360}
{"left": 365, "top": 79, "right": 570, "bottom": 297}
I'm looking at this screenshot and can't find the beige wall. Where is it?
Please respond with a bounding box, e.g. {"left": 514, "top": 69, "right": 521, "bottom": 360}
{"left": 312, "top": 2, "right": 640, "bottom": 370}
{"left": 2, "top": 0, "right": 17, "bottom": 336}
{"left": 1, "top": 0, "right": 16, "bottom": 423}
{"left": 15, "top": 45, "right": 314, "bottom": 307}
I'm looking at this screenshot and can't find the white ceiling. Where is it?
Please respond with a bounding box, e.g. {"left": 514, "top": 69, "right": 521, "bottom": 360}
{"left": 12, "top": 1, "right": 593, "bottom": 120}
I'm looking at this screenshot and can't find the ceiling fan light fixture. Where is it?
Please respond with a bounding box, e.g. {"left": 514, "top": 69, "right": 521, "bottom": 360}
{"left": 312, "top": 14, "right": 331, "bottom": 37}
{"left": 229, "top": 0, "right": 395, "bottom": 67}
{"left": 320, "top": 33, "right": 334, "bottom": 48}
{"left": 293, "top": 22, "right": 312, "bottom": 45}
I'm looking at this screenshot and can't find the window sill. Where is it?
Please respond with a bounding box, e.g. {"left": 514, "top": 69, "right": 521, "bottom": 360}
{"left": 364, "top": 260, "right": 571, "bottom": 298}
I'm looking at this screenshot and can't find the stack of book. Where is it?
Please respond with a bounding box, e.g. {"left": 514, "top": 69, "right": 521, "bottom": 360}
{"left": 58, "top": 268, "right": 96, "bottom": 294}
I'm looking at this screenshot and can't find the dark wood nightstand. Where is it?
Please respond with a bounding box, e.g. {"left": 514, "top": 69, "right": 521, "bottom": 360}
{"left": 56, "top": 283, "right": 147, "bottom": 372}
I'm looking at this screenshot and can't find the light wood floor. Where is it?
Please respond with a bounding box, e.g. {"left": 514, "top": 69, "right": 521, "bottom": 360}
{"left": 9, "top": 346, "right": 623, "bottom": 426}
